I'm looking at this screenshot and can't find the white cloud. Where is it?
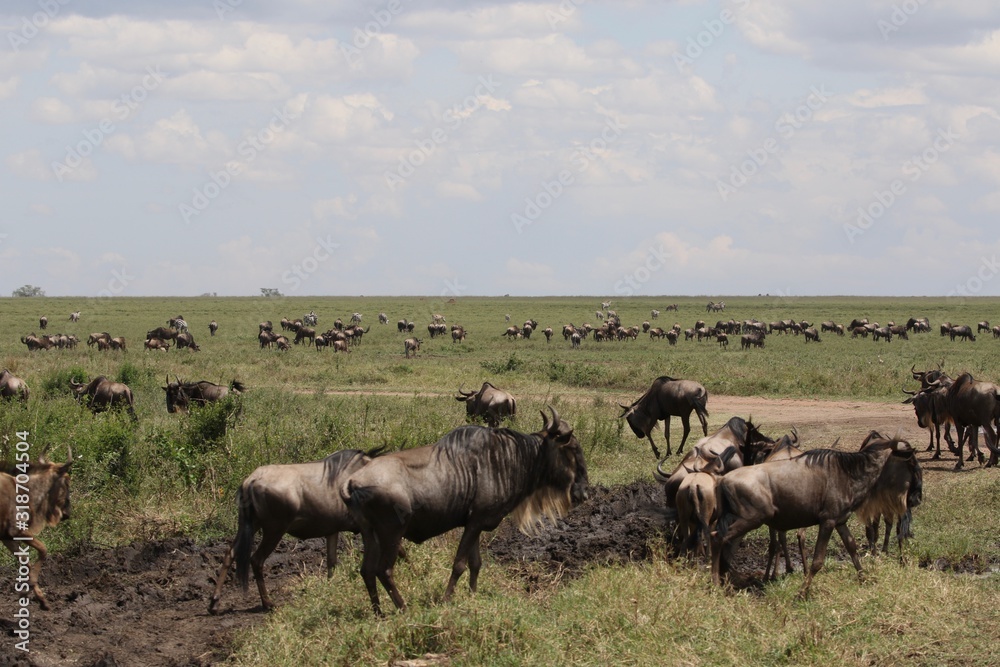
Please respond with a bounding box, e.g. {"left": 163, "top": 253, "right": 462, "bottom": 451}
{"left": 32, "top": 96, "right": 75, "bottom": 124}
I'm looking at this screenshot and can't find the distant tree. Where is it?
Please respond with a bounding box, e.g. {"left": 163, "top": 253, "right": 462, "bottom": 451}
{"left": 260, "top": 288, "right": 283, "bottom": 298}
{"left": 12, "top": 284, "right": 45, "bottom": 297}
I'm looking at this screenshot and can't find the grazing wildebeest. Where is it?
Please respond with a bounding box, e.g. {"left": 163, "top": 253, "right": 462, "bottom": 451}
{"left": 404, "top": 338, "right": 421, "bottom": 358}
{"left": 1, "top": 450, "right": 73, "bottom": 610}
{"left": 711, "top": 435, "right": 915, "bottom": 599}
{"left": 455, "top": 382, "right": 516, "bottom": 427}
{"left": 70, "top": 376, "right": 137, "bottom": 420}
{"left": 803, "top": 327, "right": 821, "bottom": 343}
{"left": 162, "top": 377, "right": 245, "bottom": 414}
{"left": 343, "top": 407, "right": 588, "bottom": 614}
{"left": 144, "top": 337, "right": 170, "bottom": 352}
{"left": 854, "top": 431, "right": 923, "bottom": 560}
{"left": 258, "top": 330, "right": 277, "bottom": 349}
{"left": 397, "top": 319, "right": 409, "bottom": 333}
{"left": 0, "top": 369, "right": 29, "bottom": 402}
{"left": 209, "top": 320, "right": 219, "bottom": 336}
{"left": 208, "top": 448, "right": 380, "bottom": 614}
{"left": 294, "top": 326, "right": 316, "bottom": 345}
{"left": 175, "top": 332, "right": 200, "bottom": 351}
{"left": 978, "top": 321, "right": 990, "bottom": 333}
{"left": 86, "top": 332, "right": 111, "bottom": 347}
{"left": 949, "top": 325, "right": 976, "bottom": 342}
{"left": 619, "top": 376, "right": 709, "bottom": 458}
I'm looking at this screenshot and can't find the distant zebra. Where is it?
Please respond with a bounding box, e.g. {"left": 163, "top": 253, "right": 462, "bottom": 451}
{"left": 168, "top": 317, "right": 189, "bottom": 332}
{"left": 378, "top": 312, "right": 388, "bottom": 324}
{"left": 69, "top": 311, "right": 81, "bottom": 323}
{"left": 351, "top": 312, "right": 362, "bottom": 324}
{"left": 304, "top": 310, "right": 318, "bottom": 326}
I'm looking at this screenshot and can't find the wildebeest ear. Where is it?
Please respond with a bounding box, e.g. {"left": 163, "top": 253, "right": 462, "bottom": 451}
{"left": 719, "top": 446, "right": 738, "bottom": 465}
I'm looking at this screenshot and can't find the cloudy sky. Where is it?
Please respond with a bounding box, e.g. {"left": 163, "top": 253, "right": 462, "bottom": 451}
{"left": 3, "top": 0, "right": 999, "bottom": 297}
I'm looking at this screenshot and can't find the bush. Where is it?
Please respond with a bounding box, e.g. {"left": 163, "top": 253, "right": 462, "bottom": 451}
{"left": 481, "top": 352, "right": 522, "bottom": 374}
{"left": 40, "top": 365, "right": 90, "bottom": 398}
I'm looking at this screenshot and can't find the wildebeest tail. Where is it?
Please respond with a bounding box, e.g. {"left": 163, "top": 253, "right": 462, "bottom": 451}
{"left": 898, "top": 509, "right": 914, "bottom": 540}
{"left": 234, "top": 486, "right": 257, "bottom": 593}
{"left": 713, "top": 482, "right": 735, "bottom": 539}
{"left": 694, "top": 388, "right": 709, "bottom": 420}
{"left": 230, "top": 379, "right": 246, "bottom": 393}
{"left": 906, "top": 455, "right": 924, "bottom": 510}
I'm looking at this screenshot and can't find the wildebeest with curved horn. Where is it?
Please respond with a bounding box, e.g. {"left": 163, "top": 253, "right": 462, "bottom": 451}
{"left": 455, "top": 381, "right": 516, "bottom": 427}
{"left": 70, "top": 376, "right": 137, "bottom": 420}
{"left": 1, "top": 448, "right": 73, "bottom": 610}
{"left": 620, "top": 376, "right": 709, "bottom": 459}
{"left": 711, "top": 435, "right": 915, "bottom": 599}
{"left": 162, "top": 376, "right": 245, "bottom": 414}
{"left": 0, "top": 369, "right": 30, "bottom": 402}
{"left": 343, "top": 406, "right": 588, "bottom": 615}
{"left": 208, "top": 448, "right": 381, "bottom": 614}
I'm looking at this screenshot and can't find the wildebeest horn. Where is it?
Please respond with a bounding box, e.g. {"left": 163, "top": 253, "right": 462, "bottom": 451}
{"left": 618, "top": 402, "right": 632, "bottom": 417}
{"left": 901, "top": 386, "right": 917, "bottom": 395}
{"left": 457, "top": 384, "right": 474, "bottom": 397}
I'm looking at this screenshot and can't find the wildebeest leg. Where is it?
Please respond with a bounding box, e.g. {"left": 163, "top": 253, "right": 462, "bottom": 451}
{"left": 467, "top": 534, "right": 483, "bottom": 593}
{"left": 209, "top": 543, "right": 237, "bottom": 614}
{"left": 661, "top": 417, "right": 671, "bottom": 458}
{"left": 798, "top": 521, "right": 835, "bottom": 600}
{"left": 444, "top": 527, "right": 483, "bottom": 601}
{"left": 325, "top": 532, "right": 339, "bottom": 577}
{"left": 982, "top": 422, "right": 999, "bottom": 468}
{"left": 358, "top": 525, "right": 384, "bottom": 615}
{"left": 677, "top": 414, "right": 692, "bottom": 454}
{"left": 371, "top": 525, "right": 407, "bottom": 612}
{"left": 763, "top": 529, "right": 781, "bottom": 580}
{"left": 954, "top": 426, "right": 966, "bottom": 470}
{"left": 711, "top": 517, "right": 757, "bottom": 586}
{"left": 250, "top": 529, "right": 285, "bottom": 611}
{"left": 647, "top": 433, "right": 662, "bottom": 460}
{"left": 795, "top": 528, "right": 808, "bottom": 575}
{"left": 834, "top": 522, "right": 864, "bottom": 581}
{"left": 5, "top": 537, "right": 50, "bottom": 610}
{"left": 881, "top": 517, "right": 893, "bottom": 554}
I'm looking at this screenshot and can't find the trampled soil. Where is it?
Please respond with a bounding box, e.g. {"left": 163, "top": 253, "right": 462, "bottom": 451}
{"left": 0, "top": 395, "right": 980, "bottom": 666}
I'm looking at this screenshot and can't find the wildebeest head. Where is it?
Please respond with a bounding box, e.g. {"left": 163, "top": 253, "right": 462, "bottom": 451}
{"left": 162, "top": 375, "right": 188, "bottom": 413}
{"left": 537, "top": 406, "right": 589, "bottom": 507}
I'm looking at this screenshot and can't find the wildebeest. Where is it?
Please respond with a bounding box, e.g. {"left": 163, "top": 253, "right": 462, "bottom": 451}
{"left": 711, "top": 435, "right": 915, "bottom": 599}
{"left": 209, "top": 320, "right": 219, "bottom": 336}
{"left": 803, "top": 327, "right": 821, "bottom": 343}
{"left": 397, "top": 319, "right": 410, "bottom": 333}
{"left": 949, "top": 325, "right": 976, "bottom": 342}
{"left": 70, "top": 376, "right": 137, "bottom": 419}
{"left": 455, "top": 382, "right": 516, "bottom": 427}
{"left": 451, "top": 326, "right": 467, "bottom": 343}
{"left": 69, "top": 311, "right": 81, "bottom": 323}
{"left": 902, "top": 377, "right": 957, "bottom": 460}
{"left": 654, "top": 416, "right": 771, "bottom": 509}
{"left": 740, "top": 333, "right": 764, "bottom": 349}
{"left": 404, "top": 338, "right": 421, "bottom": 358}
{"left": 932, "top": 372, "right": 1000, "bottom": 468}
{"left": 854, "top": 431, "right": 923, "bottom": 560}
{"left": 110, "top": 336, "right": 127, "bottom": 351}
{"left": 144, "top": 337, "right": 170, "bottom": 352}
{"left": 378, "top": 312, "right": 388, "bottom": 325}
{"left": 20, "top": 334, "right": 53, "bottom": 351}
{"left": 342, "top": 407, "right": 588, "bottom": 614}
{"left": 146, "top": 326, "right": 178, "bottom": 342}
{"left": 38, "top": 316, "right": 47, "bottom": 330}
{"left": 294, "top": 326, "right": 316, "bottom": 345}
{"left": 162, "top": 377, "right": 245, "bottom": 414}
{"left": 1, "top": 449, "right": 73, "bottom": 610}
{"left": 208, "top": 448, "right": 379, "bottom": 614}
{"left": 0, "top": 369, "right": 29, "bottom": 402}
{"left": 673, "top": 454, "right": 726, "bottom": 558}
{"left": 872, "top": 326, "right": 892, "bottom": 342}
{"left": 619, "top": 376, "right": 709, "bottom": 458}
{"left": 978, "top": 321, "right": 990, "bottom": 333}
{"left": 175, "top": 331, "right": 200, "bottom": 351}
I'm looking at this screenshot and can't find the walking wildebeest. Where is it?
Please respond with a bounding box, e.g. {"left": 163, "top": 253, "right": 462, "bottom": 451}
{"left": 711, "top": 435, "right": 915, "bottom": 599}
{"left": 162, "top": 377, "right": 245, "bottom": 414}
{"left": 620, "top": 376, "right": 710, "bottom": 458}
{"left": 69, "top": 311, "right": 80, "bottom": 323}
{"left": 455, "top": 382, "right": 516, "bottom": 427}
{"left": 0, "top": 369, "right": 30, "bottom": 402}
{"left": 404, "top": 338, "right": 421, "bottom": 358}
{"left": 209, "top": 448, "right": 380, "bottom": 614}
{"left": 1, "top": 449, "right": 73, "bottom": 610}
{"left": 38, "top": 316, "right": 47, "bottom": 330}
{"left": 70, "top": 376, "right": 137, "bottom": 419}
{"left": 209, "top": 320, "right": 219, "bottom": 336}
{"left": 343, "top": 407, "right": 588, "bottom": 615}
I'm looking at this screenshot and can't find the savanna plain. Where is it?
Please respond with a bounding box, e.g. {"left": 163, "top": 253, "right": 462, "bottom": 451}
{"left": 2, "top": 295, "right": 1000, "bottom": 667}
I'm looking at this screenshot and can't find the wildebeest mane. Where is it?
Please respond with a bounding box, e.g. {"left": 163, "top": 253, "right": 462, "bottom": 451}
{"left": 321, "top": 448, "right": 383, "bottom": 486}
{"left": 800, "top": 441, "right": 899, "bottom": 478}
{"left": 432, "top": 424, "right": 573, "bottom": 535}
{"left": 630, "top": 375, "right": 678, "bottom": 408}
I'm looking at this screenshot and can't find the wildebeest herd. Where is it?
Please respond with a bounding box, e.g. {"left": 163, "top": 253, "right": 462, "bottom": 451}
{"left": 4, "top": 304, "right": 1000, "bottom": 619}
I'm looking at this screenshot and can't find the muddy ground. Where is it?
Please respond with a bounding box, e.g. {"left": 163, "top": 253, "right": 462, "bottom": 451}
{"left": 0, "top": 396, "right": 985, "bottom": 666}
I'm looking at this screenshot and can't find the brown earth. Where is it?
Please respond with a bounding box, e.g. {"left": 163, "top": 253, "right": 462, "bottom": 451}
{"left": 0, "top": 396, "right": 977, "bottom": 666}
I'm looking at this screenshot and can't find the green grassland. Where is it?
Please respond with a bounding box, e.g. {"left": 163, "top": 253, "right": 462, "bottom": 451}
{"left": 2, "top": 294, "right": 1000, "bottom": 666}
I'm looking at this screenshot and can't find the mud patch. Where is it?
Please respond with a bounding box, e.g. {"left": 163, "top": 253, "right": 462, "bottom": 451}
{"left": 0, "top": 536, "right": 333, "bottom": 667}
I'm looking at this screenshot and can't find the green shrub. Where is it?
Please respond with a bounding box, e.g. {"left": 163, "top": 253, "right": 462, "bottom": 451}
{"left": 40, "top": 365, "right": 89, "bottom": 398}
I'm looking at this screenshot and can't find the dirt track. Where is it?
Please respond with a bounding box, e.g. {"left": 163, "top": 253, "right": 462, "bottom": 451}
{"left": 0, "top": 396, "right": 953, "bottom": 666}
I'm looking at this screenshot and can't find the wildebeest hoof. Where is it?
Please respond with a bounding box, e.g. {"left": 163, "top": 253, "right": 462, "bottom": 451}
{"left": 931, "top": 453, "right": 940, "bottom": 460}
